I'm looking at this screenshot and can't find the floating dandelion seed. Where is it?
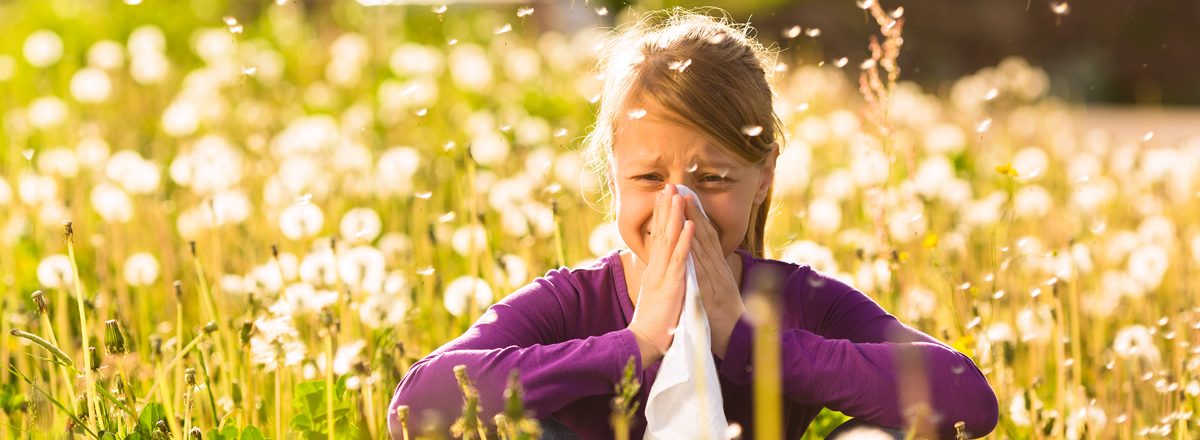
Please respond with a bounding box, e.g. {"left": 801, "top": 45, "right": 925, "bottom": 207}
{"left": 977, "top": 119, "right": 992, "bottom": 132}
{"left": 241, "top": 66, "right": 257, "bottom": 76}
{"left": 743, "top": 125, "right": 764, "bottom": 136}
{"left": 686, "top": 164, "right": 699, "bottom": 172}
{"left": 448, "top": 39, "right": 457, "bottom": 45}
{"left": 805, "top": 28, "right": 821, "bottom": 37}
{"left": 835, "top": 57, "right": 848, "bottom": 68}
{"left": 909, "top": 213, "right": 923, "bottom": 223}
{"left": 708, "top": 33, "right": 726, "bottom": 44}
{"left": 796, "top": 103, "right": 810, "bottom": 111}
{"left": 595, "top": 6, "right": 607, "bottom": 15}
{"left": 432, "top": 4, "right": 446, "bottom": 13}
{"left": 124, "top": 0, "right": 142, "bottom": 4}
{"left": 500, "top": 125, "right": 511, "bottom": 132}
{"left": 229, "top": 24, "right": 243, "bottom": 34}
{"left": 546, "top": 183, "right": 562, "bottom": 194}
{"left": 415, "top": 108, "right": 428, "bottom": 116}
{"left": 783, "top": 26, "right": 802, "bottom": 39}
{"left": 1051, "top": 2, "right": 1069, "bottom": 14}
{"left": 668, "top": 59, "right": 692, "bottom": 72}
{"left": 985, "top": 88, "right": 999, "bottom": 100}
{"left": 223, "top": 16, "right": 238, "bottom": 25}
{"left": 856, "top": 0, "right": 875, "bottom": 9}
{"left": 1031, "top": 288, "right": 1042, "bottom": 298}
{"left": 276, "top": 0, "right": 286, "bottom": 4}
{"left": 438, "top": 212, "right": 456, "bottom": 223}
{"left": 494, "top": 24, "right": 512, "bottom": 35}
{"left": 860, "top": 59, "right": 876, "bottom": 69}
{"left": 417, "top": 266, "right": 435, "bottom": 275}
{"left": 985, "top": 273, "right": 994, "bottom": 282}
{"left": 967, "top": 316, "right": 982, "bottom": 329}
{"left": 1144, "top": 131, "right": 1154, "bottom": 141}
{"left": 517, "top": 6, "right": 534, "bottom": 17}
{"left": 1018, "top": 237, "right": 1029, "bottom": 247}
{"left": 22, "top": 150, "right": 34, "bottom": 160}
{"left": 553, "top": 128, "right": 568, "bottom": 137}
{"left": 628, "top": 109, "right": 647, "bottom": 120}
{"left": 588, "top": 94, "right": 601, "bottom": 103}
{"left": 727, "top": 423, "right": 743, "bottom": 439}
{"left": 297, "top": 193, "right": 313, "bottom": 205}
{"left": 993, "top": 290, "right": 1005, "bottom": 299}
{"left": 775, "top": 62, "right": 788, "bottom": 72}
{"left": 415, "top": 191, "right": 432, "bottom": 199}
{"left": 818, "top": 61, "right": 825, "bottom": 66}
{"left": 891, "top": 7, "right": 904, "bottom": 18}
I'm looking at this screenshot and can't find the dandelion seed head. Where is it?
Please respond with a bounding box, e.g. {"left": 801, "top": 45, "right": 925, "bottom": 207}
{"left": 494, "top": 24, "right": 512, "bottom": 35}
{"left": 23, "top": 30, "right": 63, "bottom": 68}
{"left": 517, "top": 7, "right": 534, "bottom": 17}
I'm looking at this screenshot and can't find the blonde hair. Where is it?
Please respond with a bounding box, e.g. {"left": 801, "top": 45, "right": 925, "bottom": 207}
{"left": 580, "top": 7, "right": 786, "bottom": 258}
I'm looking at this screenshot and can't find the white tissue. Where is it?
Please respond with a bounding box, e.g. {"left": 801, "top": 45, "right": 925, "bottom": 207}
{"left": 643, "top": 185, "right": 728, "bottom": 440}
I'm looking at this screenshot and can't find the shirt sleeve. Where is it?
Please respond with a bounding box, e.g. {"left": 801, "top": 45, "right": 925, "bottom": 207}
{"left": 387, "top": 268, "right": 642, "bottom": 439}
{"left": 717, "top": 266, "right": 999, "bottom": 439}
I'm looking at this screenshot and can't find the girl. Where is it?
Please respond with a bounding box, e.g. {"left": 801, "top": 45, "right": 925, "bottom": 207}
{"left": 390, "top": 9, "right": 998, "bottom": 440}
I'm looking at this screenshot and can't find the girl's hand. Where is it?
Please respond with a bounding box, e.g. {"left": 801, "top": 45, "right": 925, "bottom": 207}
{"left": 682, "top": 193, "right": 747, "bottom": 360}
{"left": 628, "top": 184, "right": 695, "bottom": 366}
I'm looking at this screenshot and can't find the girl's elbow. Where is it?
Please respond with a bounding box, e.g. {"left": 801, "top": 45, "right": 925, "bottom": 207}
{"left": 958, "top": 374, "right": 999, "bottom": 438}
{"left": 387, "top": 362, "right": 459, "bottom": 438}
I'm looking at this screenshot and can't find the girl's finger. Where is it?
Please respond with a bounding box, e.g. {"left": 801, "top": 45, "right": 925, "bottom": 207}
{"left": 669, "top": 220, "right": 694, "bottom": 275}
{"left": 662, "top": 194, "right": 685, "bottom": 254}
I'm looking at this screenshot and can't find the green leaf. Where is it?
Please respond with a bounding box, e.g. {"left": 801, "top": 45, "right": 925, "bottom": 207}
{"left": 241, "top": 425, "right": 267, "bottom": 440}
{"left": 207, "top": 425, "right": 240, "bottom": 440}
{"left": 139, "top": 402, "right": 167, "bottom": 432}
{"left": 291, "top": 413, "right": 314, "bottom": 431}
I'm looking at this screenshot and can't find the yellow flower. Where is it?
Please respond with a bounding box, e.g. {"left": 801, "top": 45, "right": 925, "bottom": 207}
{"left": 995, "top": 163, "right": 1018, "bottom": 177}
{"left": 922, "top": 233, "right": 939, "bottom": 249}
{"left": 952, "top": 333, "right": 976, "bottom": 358}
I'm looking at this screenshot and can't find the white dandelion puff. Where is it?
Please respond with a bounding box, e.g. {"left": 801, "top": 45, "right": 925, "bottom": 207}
{"left": 443, "top": 276, "right": 493, "bottom": 317}
{"left": 36, "top": 255, "right": 74, "bottom": 289}
{"left": 279, "top": 204, "right": 324, "bottom": 240}
{"left": 123, "top": 253, "right": 160, "bottom": 287}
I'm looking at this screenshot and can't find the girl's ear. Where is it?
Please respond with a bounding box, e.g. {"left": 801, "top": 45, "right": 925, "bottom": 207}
{"left": 753, "top": 142, "right": 780, "bottom": 206}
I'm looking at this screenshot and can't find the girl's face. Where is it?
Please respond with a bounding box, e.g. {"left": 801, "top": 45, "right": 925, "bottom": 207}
{"left": 608, "top": 100, "right": 779, "bottom": 267}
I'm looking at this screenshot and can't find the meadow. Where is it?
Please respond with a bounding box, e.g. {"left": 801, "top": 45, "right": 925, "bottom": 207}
{"left": 1, "top": 0, "right": 1198, "bottom": 439}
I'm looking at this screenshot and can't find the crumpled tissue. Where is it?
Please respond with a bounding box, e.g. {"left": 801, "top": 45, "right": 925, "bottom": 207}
{"left": 643, "top": 184, "right": 728, "bottom": 440}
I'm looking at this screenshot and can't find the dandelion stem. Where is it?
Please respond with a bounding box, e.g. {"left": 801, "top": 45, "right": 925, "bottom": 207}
{"left": 275, "top": 367, "right": 283, "bottom": 440}
{"left": 191, "top": 246, "right": 238, "bottom": 402}
{"left": 155, "top": 356, "right": 184, "bottom": 440}
{"left": 325, "top": 328, "right": 335, "bottom": 440}
{"left": 64, "top": 221, "right": 102, "bottom": 434}
{"left": 140, "top": 333, "right": 207, "bottom": 404}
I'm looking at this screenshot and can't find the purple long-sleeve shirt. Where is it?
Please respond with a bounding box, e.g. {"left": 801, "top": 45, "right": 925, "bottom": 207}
{"left": 389, "top": 248, "right": 999, "bottom": 439}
